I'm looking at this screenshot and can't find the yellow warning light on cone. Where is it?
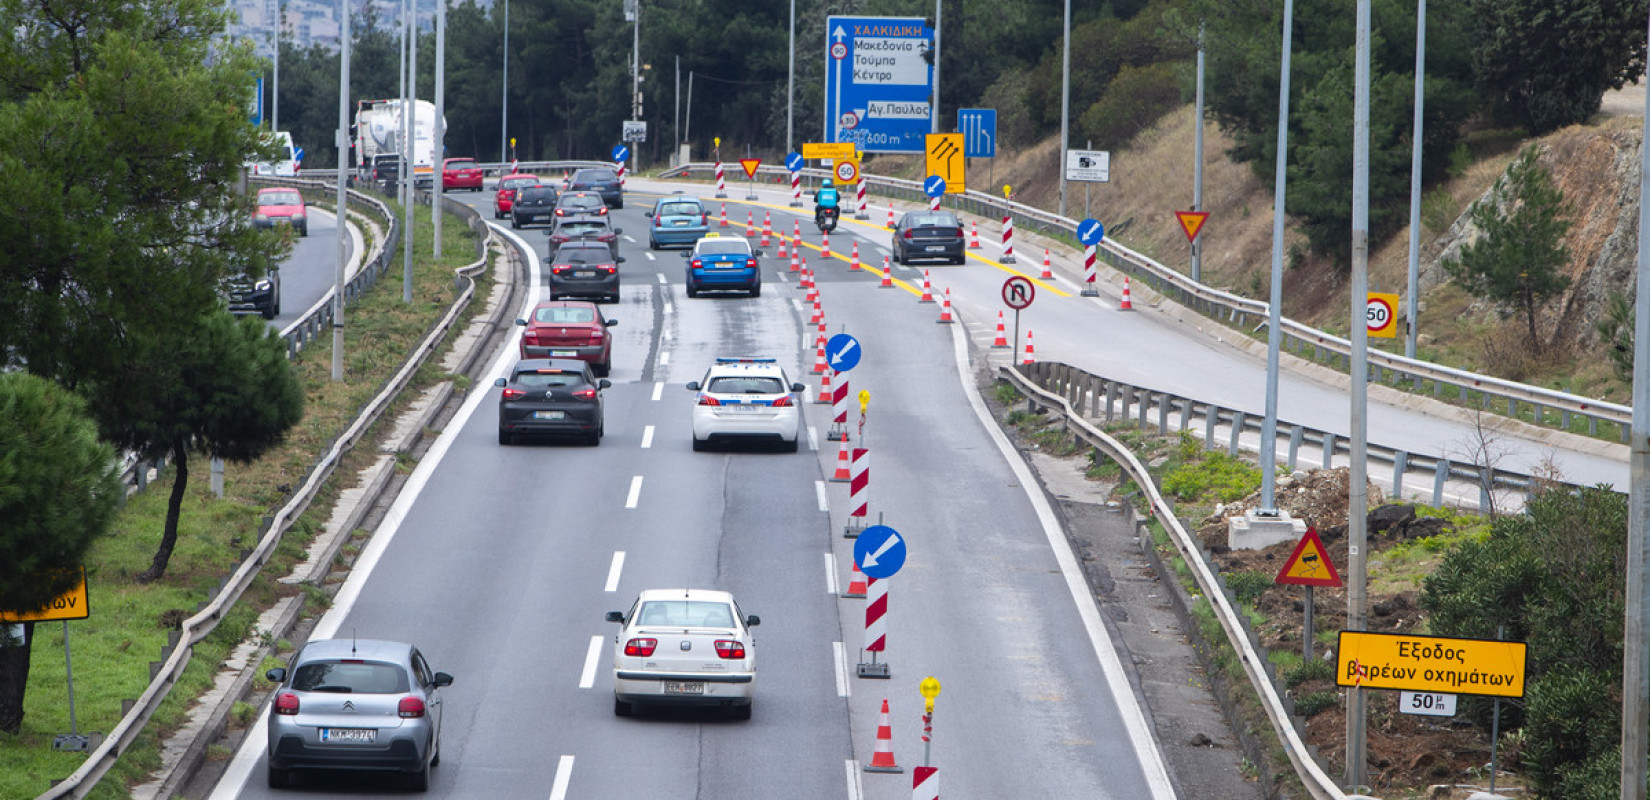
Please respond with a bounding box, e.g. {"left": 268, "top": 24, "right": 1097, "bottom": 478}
{"left": 714, "top": 136, "right": 721, "bottom": 149}
{"left": 1002, "top": 185, "right": 1012, "bottom": 199}
{"left": 859, "top": 389, "right": 870, "bottom": 414}
{"left": 510, "top": 137, "right": 516, "bottom": 148}
{"left": 919, "top": 676, "right": 941, "bottom": 712}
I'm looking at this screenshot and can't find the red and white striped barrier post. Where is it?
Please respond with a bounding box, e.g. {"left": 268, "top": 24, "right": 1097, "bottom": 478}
{"left": 929, "top": 193, "right": 941, "bottom": 211}
{"left": 1000, "top": 215, "right": 1017, "bottom": 264}
{"left": 615, "top": 160, "right": 625, "bottom": 191}
{"left": 790, "top": 169, "right": 803, "bottom": 207}
{"left": 715, "top": 158, "right": 727, "bottom": 198}
{"left": 845, "top": 448, "right": 868, "bottom": 538}
{"left": 1080, "top": 243, "right": 1100, "bottom": 297}
{"left": 855, "top": 179, "right": 870, "bottom": 219}
{"left": 829, "top": 373, "right": 850, "bottom": 440}
{"left": 858, "top": 577, "right": 891, "bottom": 677}
{"left": 913, "top": 767, "right": 938, "bottom": 800}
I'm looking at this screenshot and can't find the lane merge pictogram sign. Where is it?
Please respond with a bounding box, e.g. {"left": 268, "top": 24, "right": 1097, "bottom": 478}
{"left": 1274, "top": 527, "right": 1342, "bottom": 587}
{"left": 1175, "top": 210, "right": 1209, "bottom": 243}
{"left": 1337, "top": 631, "right": 1527, "bottom": 698}
{"left": 925, "top": 133, "right": 965, "bottom": 193}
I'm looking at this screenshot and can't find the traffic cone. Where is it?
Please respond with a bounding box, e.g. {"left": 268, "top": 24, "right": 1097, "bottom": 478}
{"left": 886, "top": 201, "right": 896, "bottom": 229}
{"left": 969, "top": 220, "right": 982, "bottom": 248}
{"left": 746, "top": 210, "right": 756, "bottom": 237}
{"left": 793, "top": 219, "right": 802, "bottom": 243}
{"left": 761, "top": 212, "right": 772, "bottom": 246}
{"left": 865, "top": 699, "right": 903, "bottom": 773}
{"left": 801, "top": 265, "right": 815, "bottom": 291}
{"left": 992, "top": 310, "right": 1009, "bottom": 348}
{"left": 842, "top": 561, "right": 868, "bottom": 597}
{"left": 1022, "top": 329, "right": 1037, "bottom": 365}
{"left": 1120, "top": 276, "right": 1134, "bottom": 310}
{"left": 918, "top": 270, "right": 934, "bottom": 303}
{"left": 810, "top": 298, "right": 824, "bottom": 325}
{"left": 816, "top": 369, "right": 832, "bottom": 403}
{"left": 719, "top": 203, "right": 729, "bottom": 227}
{"left": 879, "top": 256, "right": 893, "bottom": 288}
{"left": 1040, "top": 248, "right": 1053, "bottom": 280}
{"left": 789, "top": 247, "right": 801, "bottom": 274}
{"left": 812, "top": 339, "right": 829, "bottom": 374}
{"left": 850, "top": 240, "right": 861, "bottom": 270}
{"left": 778, "top": 233, "right": 789, "bottom": 259}
{"left": 936, "top": 288, "right": 954, "bottom": 324}
{"left": 821, "top": 231, "right": 833, "bottom": 260}
{"left": 831, "top": 436, "right": 852, "bottom": 480}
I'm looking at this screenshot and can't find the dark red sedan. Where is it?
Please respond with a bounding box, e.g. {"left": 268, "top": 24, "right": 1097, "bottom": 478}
{"left": 515, "top": 300, "right": 618, "bottom": 377}
{"left": 442, "top": 157, "right": 484, "bottom": 191}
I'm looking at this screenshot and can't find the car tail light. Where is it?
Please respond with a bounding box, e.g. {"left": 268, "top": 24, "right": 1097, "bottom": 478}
{"left": 771, "top": 395, "right": 793, "bottom": 407}
{"left": 714, "top": 640, "right": 746, "bottom": 659}
{"left": 697, "top": 395, "right": 721, "bottom": 406}
{"left": 956, "top": 226, "right": 966, "bottom": 238}
{"left": 398, "top": 696, "right": 426, "bottom": 718}
{"left": 553, "top": 235, "right": 568, "bottom": 244}
{"left": 624, "top": 638, "right": 658, "bottom": 657}
{"left": 745, "top": 259, "right": 758, "bottom": 269}
{"left": 902, "top": 229, "right": 914, "bottom": 239}
{"left": 555, "top": 208, "right": 566, "bottom": 216}
{"left": 573, "top": 387, "right": 597, "bottom": 400}
{"left": 691, "top": 259, "right": 703, "bottom": 269}
{"left": 600, "top": 264, "right": 617, "bottom": 274}
{"left": 589, "top": 330, "right": 606, "bottom": 344}
{"left": 501, "top": 387, "right": 526, "bottom": 400}
{"left": 273, "top": 692, "right": 300, "bottom": 715}
{"left": 702, "top": 213, "right": 710, "bottom": 225}
{"left": 653, "top": 215, "right": 662, "bottom": 227}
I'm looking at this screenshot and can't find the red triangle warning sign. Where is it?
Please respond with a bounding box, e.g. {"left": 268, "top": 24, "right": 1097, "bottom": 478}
{"left": 1274, "top": 527, "right": 1342, "bottom": 587}
{"left": 739, "top": 158, "right": 762, "bottom": 179}
{"left": 1175, "top": 210, "right": 1209, "bottom": 243}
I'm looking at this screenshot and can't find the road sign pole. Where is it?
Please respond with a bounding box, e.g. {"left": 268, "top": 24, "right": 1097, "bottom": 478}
{"left": 1304, "top": 585, "right": 1314, "bottom": 661}
{"left": 1012, "top": 309, "right": 1021, "bottom": 358}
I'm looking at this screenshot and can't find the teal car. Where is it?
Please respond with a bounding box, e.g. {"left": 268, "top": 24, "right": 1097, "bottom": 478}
{"left": 646, "top": 195, "right": 710, "bottom": 249}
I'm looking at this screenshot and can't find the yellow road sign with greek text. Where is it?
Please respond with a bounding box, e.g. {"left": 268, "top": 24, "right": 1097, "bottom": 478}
{"left": 1337, "top": 631, "right": 1526, "bottom": 698}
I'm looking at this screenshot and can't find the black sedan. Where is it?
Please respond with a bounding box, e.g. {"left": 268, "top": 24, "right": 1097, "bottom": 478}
{"left": 495, "top": 359, "right": 609, "bottom": 445}
{"left": 568, "top": 167, "right": 624, "bottom": 209}
{"left": 550, "top": 242, "right": 623, "bottom": 303}
{"left": 512, "top": 185, "right": 560, "bottom": 228}
{"left": 892, "top": 210, "right": 967, "bottom": 265}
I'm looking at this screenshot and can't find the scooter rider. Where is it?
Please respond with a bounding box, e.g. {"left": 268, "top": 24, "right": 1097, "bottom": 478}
{"left": 814, "top": 178, "right": 840, "bottom": 226}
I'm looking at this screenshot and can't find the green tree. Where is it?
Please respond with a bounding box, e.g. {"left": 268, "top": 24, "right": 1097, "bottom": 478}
{"left": 0, "top": 372, "right": 124, "bottom": 735}
{"left": 1594, "top": 290, "right": 1634, "bottom": 383}
{"left": 1441, "top": 145, "right": 1573, "bottom": 353}
{"left": 1468, "top": 0, "right": 1649, "bottom": 135}
{"left": 97, "top": 311, "right": 304, "bottom": 582}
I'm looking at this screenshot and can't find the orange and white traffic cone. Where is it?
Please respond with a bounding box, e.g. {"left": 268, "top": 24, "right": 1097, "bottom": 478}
{"left": 746, "top": 210, "right": 756, "bottom": 237}
{"left": 936, "top": 288, "right": 954, "bottom": 324}
{"left": 821, "top": 231, "right": 833, "bottom": 260}
{"left": 992, "top": 310, "right": 1009, "bottom": 348}
{"left": 793, "top": 218, "right": 802, "bottom": 243}
{"left": 816, "top": 368, "right": 833, "bottom": 404}
{"left": 968, "top": 220, "right": 982, "bottom": 248}
{"left": 886, "top": 201, "right": 896, "bottom": 229}
{"left": 831, "top": 436, "right": 852, "bottom": 480}
{"left": 761, "top": 211, "right": 773, "bottom": 246}
{"left": 1120, "top": 276, "right": 1134, "bottom": 310}
{"left": 1040, "top": 248, "right": 1053, "bottom": 280}
{"left": 806, "top": 274, "right": 820, "bottom": 304}
{"left": 918, "top": 270, "right": 934, "bottom": 303}
{"left": 865, "top": 699, "right": 903, "bottom": 773}
{"left": 789, "top": 246, "right": 801, "bottom": 274}
{"left": 801, "top": 265, "right": 815, "bottom": 291}
{"left": 879, "top": 256, "right": 893, "bottom": 288}
{"left": 813, "top": 339, "right": 829, "bottom": 374}
{"left": 810, "top": 298, "right": 824, "bottom": 325}
{"left": 842, "top": 561, "right": 868, "bottom": 598}
{"left": 850, "top": 240, "right": 861, "bottom": 270}
{"left": 1022, "top": 329, "right": 1037, "bottom": 365}
{"left": 720, "top": 202, "right": 729, "bottom": 227}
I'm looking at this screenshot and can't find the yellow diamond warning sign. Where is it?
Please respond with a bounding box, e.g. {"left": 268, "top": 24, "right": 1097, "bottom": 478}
{"left": 1274, "top": 527, "right": 1341, "bottom": 587}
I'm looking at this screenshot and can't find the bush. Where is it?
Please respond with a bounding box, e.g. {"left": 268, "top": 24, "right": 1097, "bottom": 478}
{"left": 1293, "top": 689, "right": 1339, "bottom": 718}
{"left": 1160, "top": 450, "right": 1261, "bottom": 502}
{"left": 1522, "top": 664, "right": 1620, "bottom": 799}
{"left": 1283, "top": 657, "right": 1335, "bottom": 689}
{"left": 1078, "top": 62, "right": 1183, "bottom": 150}
{"left": 1224, "top": 570, "right": 1272, "bottom": 606}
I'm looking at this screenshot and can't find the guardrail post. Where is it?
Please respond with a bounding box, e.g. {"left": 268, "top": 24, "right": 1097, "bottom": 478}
{"left": 1433, "top": 459, "right": 1449, "bottom": 506}
{"left": 1121, "top": 386, "right": 1135, "bottom": 424}
{"left": 1137, "top": 391, "right": 1150, "bottom": 428}
{"left": 1089, "top": 375, "right": 1103, "bottom": 417}
{"left": 1322, "top": 433, "right": 1336, "bottom": 469}
{"left": 1288, "top": 426, "right": 1303, "bottom": 470}
{"left": 1228, "top": 412, "right": 1246, "bottom": 456}
{"left": 1105, "top": 383, "right": 1118, "bottom": 422}
{"left": 1158, "top": 395, "right": 1171, "bottom": 435}
{"left": 1204, "top": 409, "right": 1218, "bottom": 449}
{"left": 1479, "top": 468, "right": 1494, "bottom": 513}
{"left": 1392, "top": 451, "right": 1409, "bottom": 501}
{"left": 1180, "top": 397, "right": 1193, "bottom": 432}
{"left": 1508, "top": 397, "right": 1518, "bottom": 420}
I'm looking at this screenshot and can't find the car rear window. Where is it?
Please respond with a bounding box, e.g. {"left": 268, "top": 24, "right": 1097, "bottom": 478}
{"left": 291, "top": 660, "right": 409, "bottom": 693}
{"left": 707, "top": 376, "right": 785, "bottom": 394}
{"left": 260, "top": 190, "right": 302, "bottom": 206}
{"left": 906, "top": 213, "right": 957, "bottom": 228}
{"left": 636, "top": 601, "right": 735, "bottom": 628}
{"left": 658, "top": 202, "right": 701, "bottom": 216}
{"left": 575, "top": 169, "right": 618, "bottom": 182}
{"left": 520, "top": 187, "right": 556, "bottom": 200}
{"left": 696, "top": 241, "right": 751, "bottom": 256}
{"left": 503, "top": 176, "right": 539, "bottom": 189}
{"left": 533, "top": 306, "right": 597, "bottom": 324}
{"left": 514, "top": 371, "right": 581, "bottom": 388}
{"left": 554, "top": 246, "right": 610, "bottom": 264}
{"left": 447, "top": 159, "right": 477, "bottom": 170}
{"left": 562, "top": 196, "right": 603, "bottom": 209}
{"left": 558, "top": 222, "right": 608, "bottom": 236}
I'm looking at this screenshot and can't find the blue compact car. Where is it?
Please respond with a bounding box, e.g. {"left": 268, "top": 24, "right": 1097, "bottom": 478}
{"left": 647, "top": 195, "right": 710, "bottom": 249}
{"left": 683, "top": 234, "right": 761, "bottom": 298}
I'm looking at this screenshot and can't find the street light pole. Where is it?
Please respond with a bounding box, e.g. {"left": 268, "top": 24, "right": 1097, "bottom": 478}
{"left": 332, "top": 0, "right": 350, "bottom": 382}
{"left": 272, "top": 0, "right": 280, "bottom": 132}
{"left": 433, "top": 0, "right": 444, "bottom": 255}
{"left": 500, "top": 0, "right": 508, "bottom": 163}
{"left": 787, "top": 0, "right": 794, "bottom": 152}
{"left": 1346, "top": 0, "right": 1374, "bottom": 791}
{"left": 1058, "top": 0, "right": 1070, "bottom": 217}
{"left": 403, "top": 0, "right": 416, "bottom": 305}
{"left": 629, "top": 0, "right": 639, "bottom": 179}
{"left": 932, "top": 0, "right": 941, "bottom": 134}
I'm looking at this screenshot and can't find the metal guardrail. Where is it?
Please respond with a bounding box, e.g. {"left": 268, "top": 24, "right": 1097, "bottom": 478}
{"left": 299, "top": 159, "right": 616, "bottom": 182}
{"left": 658, "top": 162, "right": 1633, "bottom": 444}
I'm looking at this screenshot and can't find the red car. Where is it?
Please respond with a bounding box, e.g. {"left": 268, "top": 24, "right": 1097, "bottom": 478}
{"left": 515, "top": 300, "right": 617, "bottom": 377}
{"left": 442, "top": 157, "right": 484, "bottom": 192}
{"left": 494, "top": 173, "right": 543, "bottom": 219}
{"left": 253, "top": 187, "right": 308, "bottom": 237}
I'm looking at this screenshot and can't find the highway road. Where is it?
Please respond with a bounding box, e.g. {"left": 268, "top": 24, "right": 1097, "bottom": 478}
{"left": 206, "top": 181, "right": 1177, "bottom": 799}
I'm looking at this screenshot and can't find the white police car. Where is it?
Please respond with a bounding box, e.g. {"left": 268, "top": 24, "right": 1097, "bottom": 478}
{"left": 686, "top": 358, "right": 805, "bottom": 452}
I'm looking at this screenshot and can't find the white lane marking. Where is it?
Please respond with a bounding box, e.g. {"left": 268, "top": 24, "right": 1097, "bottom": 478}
{"left": 824, "top": 552, "right": 839, "bottom": 595}
{"left": 659, "top": 350, "right": 671, "bottom": 366}
{"left": 833, "top": 641, "right": 851, "bottom": 698}
{"left": 815, "top": 480, "right": 829, "bottom": 512}
{"left": 605, "top": 551, "right": 626, "bottom": 591}
{"left": 791, "top": 298, "right": 803, "bottom": 313}
{"left": 625, "top": 476, "right": 644, "bottom": 509}
{"left": 645, "top": 252, "right": 655, "bottom": 261}
{"left": 578, "top": 636, "right": 604, "bottom": 688}
{"left": 548, "top": 755, "right": 575, "bottom": 800}
{"left": 807, "top": 425, "right": 820, "bottom": 452}
{"left": 641, "top": 425, "right": 655, "bottom": 449}
{"left": 656, "top": 273, "right": 668, "bottom": 283}
{"left": 622, "top": 235, "right": 637, "bottom": 243}
{"left": 844, "top": 760, "right": 864, "bottom": 800}
{"left": 664, "top": 301, "right": 674, "bottom": 315}
{"left": 651, "top": 381, "right": 664, "bottom": 402}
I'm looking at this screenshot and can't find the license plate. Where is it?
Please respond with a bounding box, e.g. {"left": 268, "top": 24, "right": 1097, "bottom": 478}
{"left": 320, "top": 728, "right": 376, "bottom": 744}
{"left": 723, "top": 404, "right": 766, "bottom": 414}
{"left": 574, "top": 271, "right": 596, "bottom": 278}
{"left": 926, "top": 246, "right": 946, "bottom": 252}
{"left": 664, "top": 682, "right": 704, "bottom": 695}
{"left": 672, "top": 220, "right": 689, "bottom": 226}
{"left": 533, "top": 410, "right": 566, "bottom": 420}
{"left": 550, "top": 350, "right": 577, "bottom": 357}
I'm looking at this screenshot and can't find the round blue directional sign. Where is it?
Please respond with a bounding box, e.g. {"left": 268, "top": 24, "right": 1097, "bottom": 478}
{"left": 786, "top": 152, "right": 805, "bottom": 172}
{"left": 854, "top": 525, "right": 907, "bottom": 579}
{"left": 924, "top": 175, "right": 947, "bottom": 198}
{"left": 1078, "top": 218, "right": 1106, "bottom": 246}
{"left": 611, "top": 144, "right": 630, "bottom": 162}
{"left": 825, "top": 333, "right": 862, "bottom": 372}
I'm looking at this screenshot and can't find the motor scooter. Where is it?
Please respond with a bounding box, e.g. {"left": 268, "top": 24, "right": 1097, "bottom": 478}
{"left": 814, "top": 205, "right": 840, "bottom": 234}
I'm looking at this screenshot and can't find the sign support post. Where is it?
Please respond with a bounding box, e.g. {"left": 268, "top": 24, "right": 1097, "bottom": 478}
{"left": 1275, "top": 527, "right": 1341, "bottom": 661}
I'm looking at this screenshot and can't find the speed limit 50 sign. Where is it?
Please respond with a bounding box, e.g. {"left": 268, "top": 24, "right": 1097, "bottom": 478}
{"left": 1366, "top": 292, "right": 1399, "bottom": 338}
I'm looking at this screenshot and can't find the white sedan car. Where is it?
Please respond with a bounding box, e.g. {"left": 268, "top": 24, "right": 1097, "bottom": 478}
{"left": 605, "top": 589, "right": 759, "bottom": 719}
{"left": 686, "top": 357, "right": 805, "bottom": 452}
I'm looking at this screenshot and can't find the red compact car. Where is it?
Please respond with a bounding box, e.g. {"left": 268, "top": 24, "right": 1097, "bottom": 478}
{"left": 515, "top": 300, "right": 618, "bottom": 377}
{"left": 494, "top": 173, "right": 543, "bottom": 219}
{"left": 442, "top": 157, "right": 484, "bottom": 192}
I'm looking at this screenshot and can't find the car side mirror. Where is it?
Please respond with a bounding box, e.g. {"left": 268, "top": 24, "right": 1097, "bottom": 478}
{"left": 616, "top": 256, "right": 626, "bottom": 263}
{"left": 605, "top": 611, "right": 625, "bottom": 623}
{"left": 685, "top": 381, "right": 701, "bottom": 391}
{"left": 515, "top": 318, "right": 527, "bottom": 326}
{"left": 493, "top": 378, "right": 507, "bottom": 388}
{"left": 745, "top": 615, "right": 760, "bottom": 627}
{"left": 790, "top": 382, "right": 805, "bottom": 392}
{"left": 265, "top": 667, "right": 287, "bottom": 683}
{"left": 431, "top": 672, "right": 454, "bottom": 688}
{"left": 682, "top": 252, "right": 692, "bottom": 258}
{"left": 614, "top": 228, "right": 624, "bottom": 235}
{"left": 603, "top": 318, "right": 618, "bottom": 327}
{"left": 645, "top": 211, "right": 654, "bottom": 218}
{"left": 752, "top": 250, "right": 764, "bottom": 258}
{"left": 598, "top": 379, "right": 612, "bottom": 390}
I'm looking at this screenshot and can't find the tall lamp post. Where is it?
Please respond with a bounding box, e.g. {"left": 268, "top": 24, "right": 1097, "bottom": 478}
{"left": 500, "top": 0, "right": 508, "bottom": 163}
{"left": 272, "top": 0, "right": 280, "bottom": 132}
{"left": 1057, "top": 0, "right": 1070, "bottom": 216}
{"left": 332, "top": 0, "right": 350, "bottom": 382}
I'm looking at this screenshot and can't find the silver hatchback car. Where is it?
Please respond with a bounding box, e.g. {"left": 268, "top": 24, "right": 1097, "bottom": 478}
{"left": 264, "top": 638, "right": 453, "bottom": 791}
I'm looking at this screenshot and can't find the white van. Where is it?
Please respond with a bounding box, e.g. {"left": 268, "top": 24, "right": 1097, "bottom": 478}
{"left": 246, "top": 131, "right": 300, "bottom": 177}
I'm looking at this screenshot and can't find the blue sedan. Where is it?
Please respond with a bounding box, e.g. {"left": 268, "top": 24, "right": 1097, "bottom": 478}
{"left": 647, "top": 195, "right": 710, "bottom": 249}
{"left": 684, "top": 234, "right": 761, "bottom": 298}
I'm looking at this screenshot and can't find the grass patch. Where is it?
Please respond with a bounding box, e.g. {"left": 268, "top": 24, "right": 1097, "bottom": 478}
{"left": 992, "top": 382, "right": 1022, "bottom": 407}
{"left": 1294, "top": 689, "right": 1340, "bottom": 718}
{"left": 0, "top": 199, "right": 485, "bottom": 799}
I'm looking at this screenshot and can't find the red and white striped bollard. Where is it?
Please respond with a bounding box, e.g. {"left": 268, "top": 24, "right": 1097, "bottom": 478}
{"left": 859, "top": 577, "right": 890, "bottom": 676}
{"left": 790, "top": 170, "right": 803, "bottom": 207}
{"left": 1000, "top": 215, "right": 1017, "bottom": 264}
{"left": 829, "top": 373, "right": 850, "bottom": 440}
{"left": 1080, "top": 243, "right": 1099, "bottom": 296}
{"left": 715, "top": 159, "right": 727, "bottom": 198}
{"left": 845, "top": 448, "right": 868, "bottom": 537}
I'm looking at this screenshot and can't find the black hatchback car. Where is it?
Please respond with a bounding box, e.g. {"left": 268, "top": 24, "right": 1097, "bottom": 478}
{"left": 568, "top": 167, "right": 623, "bottom": 209}
{"left": 550, "top": 242, "right": 623, "bottom": 303}
{"left": 549, "top": 215, "right": 623, "bottom": 261}
{"left": 892, "top": 210, "right": 967, "bottom": 265}
{"left": 511, "top": 185, "right": 559, "bottom": 228}
{"left": 495, "top": 358, "right": 610, "bottom": 445}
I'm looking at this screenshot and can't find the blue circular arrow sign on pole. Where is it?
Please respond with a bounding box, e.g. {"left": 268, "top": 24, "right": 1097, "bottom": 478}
{"left": 854, "top": 525, "right": 907, "bottom": 579}
{"left": 924, "top": 175, "right": 947, "bottom": 198}
{"left": 825, "top": 333, "right": 862, "bottom": 372}
{"left": 611, "top": 144, "right": 630, "bottom": 162}
{"left": 1078, "top": 218, "right": 1106, "bottom": 246}
{"left": 786, "top": 152, "right": 805, "bottom": 172}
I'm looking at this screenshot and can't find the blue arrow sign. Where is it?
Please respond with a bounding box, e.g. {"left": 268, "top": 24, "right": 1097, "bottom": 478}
{"left": 1078, "top": 218, "right": 1106, "bottom": 246}
{"left": 958, "top": 108, "right": 996, "bottom": 158}
{"left": 293, "top": 146, "right": 305, "bottom": 164}
{"left": 611, "top": 144, "right": 630, "bottom": 161}
{"left": 786, "top": 152, "right": 805, "bottom": 172}
{"left": 854, "top": 524, "right": 907, "bottom": 579}
{"left": 825, "top": 16, "right": 935, "bottom": 154}
{"left": 826, "top": 333, "right": 862, "bottom": 372}
{"left": 924, "top": 175, "right": 947, "bottom": 198}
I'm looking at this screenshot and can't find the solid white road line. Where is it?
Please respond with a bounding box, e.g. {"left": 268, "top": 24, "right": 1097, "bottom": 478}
{"left": 651, "top": 381, "right": 664, "bottom": 402}
{"left": 843, "top": 759, "right": 863, "bottom": 800}
{"left": 833, "top": 641, "right": 851, "bottom": 698}
{"left": 815, "top": 480, "right": 829, "bottom": 512}
{"left": 625, "top": 476, "right": 643, "bottom": 509}
{"left": 640, "top": 425, "right": 655, "bottom": 449}
{"left": 547, "top": 755, "right": 575, "bottom": 800}
{"left": 605, "top": 551, "right": 625, "bottom": 592}
{"left": 663, "top": 301, "right": 674, "bottom": 316}
{"left": 807, "top": 425, "right": 820, "bottom": 452}
{"left": 578, "top": 636, "right": 603, "bottom": 689}
{"left": 823, "top": 552, "right": 839, "bottom": 595}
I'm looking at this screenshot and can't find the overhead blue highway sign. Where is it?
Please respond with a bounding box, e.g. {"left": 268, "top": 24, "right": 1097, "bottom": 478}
{"left": 854, "top": 524, "right": 907, "bottom": 579}
{"left": 786, "top": 152, "right": 805, "bottom": 171}
{"left": 958, "top": 108, "right": 996, "bottom": 158}
{"left": 824, "top": 16, "right": 935, "bottom": 154}
{"left": 924, "top": 176, "right": 946, "bottom": 198}
{"left": 826, "top": 333, "right": 862, "bottom": 372}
